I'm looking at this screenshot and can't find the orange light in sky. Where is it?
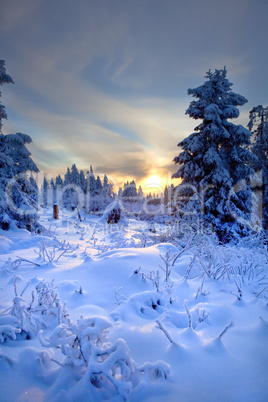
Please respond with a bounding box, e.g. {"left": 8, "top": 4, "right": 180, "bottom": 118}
{"left": 142, "top": 174, "right": 165, "bottom": 195}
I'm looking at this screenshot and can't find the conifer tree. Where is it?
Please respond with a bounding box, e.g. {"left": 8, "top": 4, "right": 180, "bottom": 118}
{"left": 41, "top": 177, "right": 49, "bottom": 208}
{"left": 0, "top": 60, "right": 14, "bottom": 132}
{"left": 0, "top": 61, "right": 40, "bottom": 231}
{"left": 70, "top": 163, "right": 80, "bottom": 186}
{"left": 63, "top": 167, "right": 73, "bottom": 209}
{"left": 64, "top": 167, "right": 71, "bottom": 185}
{"left": 87, "top": 166, "right": 96, "bottom": 195}
{"left": 29, "top": 173, "right": 39, "bottom": 206}
{"left": 138, "top": 186, "right": 144, "bottom": 198}
{"left": 173, "top": 67, "right": 256, "bottom": 242}
{"left": 55, "top": 174, "right": 63, "bottom": 188}
{"left": 79, "top": 170, "right": 86, "bottom": 193}
{"left": 102, "top": 174, "right": 113, "bottom": 199}
{"left": 95, "top": 176, "right": 103, "bottom": 195}
{"left": 248, "top": 105, "right": 268, "bottom": 230}
{"left": 163, "top": 186, "right": 169, "bottom": 206}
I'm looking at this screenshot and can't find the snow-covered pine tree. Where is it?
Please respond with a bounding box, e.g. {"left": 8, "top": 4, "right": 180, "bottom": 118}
{"left": 64, "top": 167, "right": 71, "bottom": 185}
{"left": 0, "top": 60, "right": 14, "bottom": 133}
{"left": 79, "top": 169, "right": 86, "bottom": 193}
{"left": 173, "top": 67, "right": 256, "bottom": 242}
{"left": 70, "top": 163, "right": 80, "bottom": 187}
{"left": 62, "top": 164, "right": 84, "bottom": 210}
{"left": 0, "top": 61, "right": 40, "bottom": 231}
{"left": 54, "top": 174, "right": 63, "bottom": 207}
{"left": 0, "top": 133, "right": 40, "bottom": 231}
{"left": 62, "top": 167, "right": 72, "bottom": 209}
{"left": 69, "top": 164, "right": 81, "bottom": 209}
{"left": 122, "top": 180, "right": 138, "bottom": 200}
{"left": 138, "top": 185, "right": 144, "bottom": 198}
{"left": 163, "top": 186, "right": 169, "bottom": 206}
{"left": 95, "top": 175, "right": 102, "bottom": 195}
{"left": 41, "top": 177, "right": 49, "bottom": 208}
{"left": 55, "top": 174, "right": 63, "bottom": 188}
{"left": 29, "top": 173, "right": 39, "bottom": 207}
{"left": 102, "top": 174, "right": 113, "bottom": 200}
{"left": 50, "top": 178, "right": 56, "bottom": 205}
{"left": 248, "top": 105, "right": 268, "bottom": 230}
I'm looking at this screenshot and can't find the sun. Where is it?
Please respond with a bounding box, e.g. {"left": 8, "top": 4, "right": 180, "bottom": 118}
{"left": 146, "top": 174, "right": 162, "bottom": 187}
{"left": 143, "top": 174, "right": 164, "bottom": 194}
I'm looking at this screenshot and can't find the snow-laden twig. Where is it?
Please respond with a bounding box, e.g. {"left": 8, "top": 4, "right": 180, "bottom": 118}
{"left": 218, "top": 321, "right": 234, "bottom": 339}
{"left": 15, "top": 257, "right": 40, "bottom": 267}
{"left": 184, "top": 299, "right": 192, "bottom": 328}
{"left": 195, "top": 274, "right": 209, "bottom": 298}
{"left": 113, "top": 287, "right": 127, "bottom": 305}
{"left": 156, "top": 319, "right": 176, "bottom": 345}
{"left": 159, "top": 249, "right": 177, "bottom": 282}
{"left": 184, "top": 251, "right": 198, "bottom": 280}
{"left": 34, "top": 238, "right": 74, "bottom": 263}
{"left": 256, "top": 284, "right": 268, "bottom": 297}
{"left": 171, "top": 236, "right": 193, "bottom": 266}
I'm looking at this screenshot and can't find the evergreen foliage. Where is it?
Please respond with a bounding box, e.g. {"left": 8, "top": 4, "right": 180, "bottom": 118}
{"left": 248, "top": 105, "right": 268, "bottom": 230}
{"left": 173, "top": 68, "right": 256, "bottom": 242}
{"left": 122, "top": 180, "right": 138, "bottom": 200}
{"left": 0, "top": 61, "right": 40, "bottom": 231}
{"left": 0, "top": 60, "right": 14, "bottom": 132}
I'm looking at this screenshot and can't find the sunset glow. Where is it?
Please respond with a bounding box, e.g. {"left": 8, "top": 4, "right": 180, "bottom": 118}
{"left": 142, "top": 174, "right": 165, "bottom": 194}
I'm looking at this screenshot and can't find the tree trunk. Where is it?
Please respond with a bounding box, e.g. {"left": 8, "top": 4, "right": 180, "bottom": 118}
{"left": 53, "top": 204, "right": 59, "bottom": 219}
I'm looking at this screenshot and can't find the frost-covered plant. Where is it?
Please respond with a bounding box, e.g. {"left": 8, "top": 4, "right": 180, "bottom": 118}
{"left": 34, "top": 279, "right": 69, "bottom": 324}
{"left": 137, "top": 231, "right": 149, "bottom": 248}
{"left": 34, "top": 238, "right": 73, "bottom": 263}
{"left": 192, "top": 307, "right": 209, "bottom": 328}
{"left": 159, "top": 249, "right": 177, "bottom": 283}
{"left": 1, "top": 257, "right": 22, "bottom": 274}
{"left": 195, "top": 274, "right": 210, "bottom": 298}
{"left": 114, "top": 287, "right": 128, "bottom": 305}
{"left": 230, "top": 274, "right": 243, "bottom": 301}
{"left": 184, "top": 299, "right": 192, "bottom": 328}
{"left": 0, "top": 277, "right": 70, "bottom": 343}
{"left": 39, "top": 315, "right": 170, "bottom": 400}
{"left": 0, "top": 277, "right": 44, "bottom": 341}
{"left": 156, "top": 319, "right": 176, "bottom": 346}
{"left": 142, "top": 270, "right": 161, "bottom": 292}
{"left": 75, "top": 285, "right": 83, "bottom": 295}
{"left": 138, "top": 360, "right": 170, "bottom": 380}
{"left": 0, "top": 315, "right": 21, "bottom": 343}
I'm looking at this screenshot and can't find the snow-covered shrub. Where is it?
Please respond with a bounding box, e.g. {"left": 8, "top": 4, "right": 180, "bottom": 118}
{"left": 138, "top": 360, "right": 170, "bottom": 381}
{"left": 34, "top": 238, "right": 73, "bottom": 263}
{"left": 35, "top": 279, "right": 69, "bottom": 324}
{"left": 0, "top": 315, "right": 21, "bottom": 343}
{"left": 0, "top": 277, "right": 45, "bottom": 341}
{"left": 0, "top": 277, "right": 70, "bottom": 343}
{"left": 100, "top": 201, "right": 123, "bottom": 224}
{"left": 39, "top": 315, "right": 170, "bottom": 400}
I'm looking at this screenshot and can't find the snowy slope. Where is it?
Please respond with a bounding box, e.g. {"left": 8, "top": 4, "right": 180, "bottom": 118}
{"left": 0, "top": 209, "right": 268, "bottom": 401}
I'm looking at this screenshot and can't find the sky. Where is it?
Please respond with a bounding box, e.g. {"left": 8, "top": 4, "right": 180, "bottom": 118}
{"left": 1, "top": 0, "right": 268, "bottom": 192}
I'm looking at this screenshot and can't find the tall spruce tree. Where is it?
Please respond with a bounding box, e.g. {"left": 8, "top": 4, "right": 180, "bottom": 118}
{"left": 0, "top": 61, "right": 40, "bottom": 231}
{"left": 0, "top": 60, "right": 14, "bottom": 132}
{"left": 248, "top": 105, "right": 268, "bottom": 230}
{"left": 173, "top": 67, "right": 256, "bottom": 242}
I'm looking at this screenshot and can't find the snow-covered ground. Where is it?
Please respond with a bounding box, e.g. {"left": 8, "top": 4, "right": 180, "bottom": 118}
{"left": 0, "top": 208, "right": 268, "bottom": 401}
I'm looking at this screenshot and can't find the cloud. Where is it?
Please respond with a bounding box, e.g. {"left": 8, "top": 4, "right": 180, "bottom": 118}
{"left": 1, "top": 0, "right": 268, "bottom": 187}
